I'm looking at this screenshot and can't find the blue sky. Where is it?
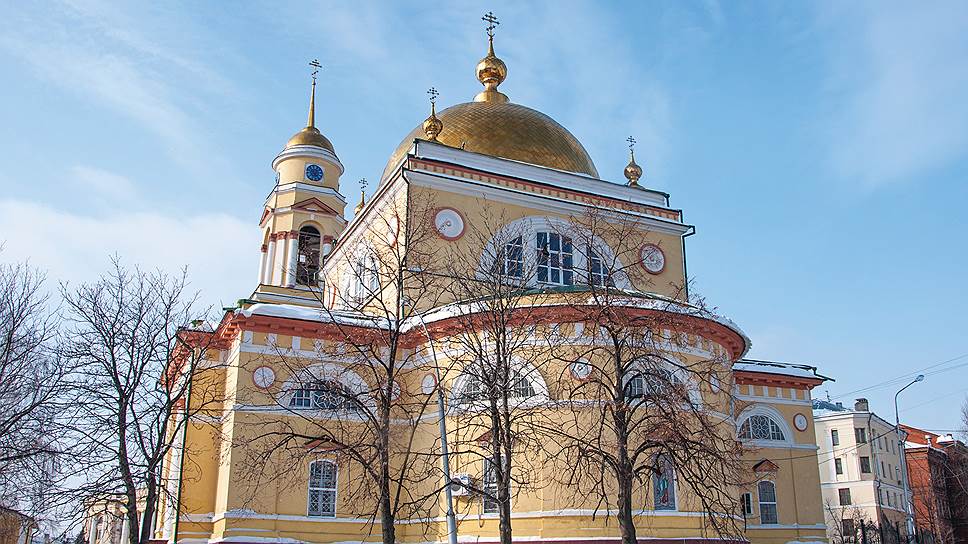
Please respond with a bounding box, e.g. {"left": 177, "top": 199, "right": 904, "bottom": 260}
{"left": 1, "top": 1, "right": 966, "bottom": 432}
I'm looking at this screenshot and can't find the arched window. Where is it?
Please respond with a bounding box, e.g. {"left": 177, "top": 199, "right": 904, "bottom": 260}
{"left": 501, "top": 236, "right": 524, "bottom": 279}
{"left": 739, "top": 414, "right": 786, "bottom": 441}
{"left": 652, "top": 454, "right": 676, "bottom": 510}
{"left": 296, "top": 226, "right": 321, "bottom": 285}
{"left": 626, "top": 367, "right": 681, "bottom": 400}
{"left": 308, "top": 460, "right": 337, "bottom": 517}
{"left": 289, "top": 380, "right": 358, "bottom": 411}
{"left": 457, "top": 369, "right": 535, "bottom": 404}
{"left": 757, "top": 480, "right": 777, "bottom": 524}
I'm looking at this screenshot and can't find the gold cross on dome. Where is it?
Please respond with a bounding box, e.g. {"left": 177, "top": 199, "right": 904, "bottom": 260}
{"left": 482, "top": 11, "right": 500, "bottom": 38}
{"left": 627, "top": 136, "right": 637, "bottom": 151}
{"left": 427, "top": 87, "right": 439, "bottom": 106}
{"left": 309, "top": 59, "right": 322, "bottom": 82}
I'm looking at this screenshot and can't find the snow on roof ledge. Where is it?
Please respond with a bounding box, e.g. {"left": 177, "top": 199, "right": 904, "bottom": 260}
{"left": 733, "top": 359, "right": 831, "bottom": 381}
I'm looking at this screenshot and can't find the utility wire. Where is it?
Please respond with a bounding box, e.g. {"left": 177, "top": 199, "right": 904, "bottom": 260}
{"left": 829, "top": 353, "right": 968, "bottom": 400}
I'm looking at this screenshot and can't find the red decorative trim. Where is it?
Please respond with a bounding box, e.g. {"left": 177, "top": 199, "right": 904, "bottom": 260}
{"left": 409, "top": 158, "right": 683, "bottom": 223}
{"left": 640, "top": 243, "right": 666, "bottom": 275}
{"left": 260, "top": 244, "right": 268, "bottom": 253}
{"left": 292, "top": 197, "right": 340, "bottom": 217}
{"left": 752, "top": 459, "right": 779, "bottom": 473}
{"left": 733, "top": 370, "right": 823, "bottom": 389}
{"left": 433, "top": 207, "right": 466, "bottom": 241}
{"left": 259, "top": 208, "right": 272, "bottom": 227}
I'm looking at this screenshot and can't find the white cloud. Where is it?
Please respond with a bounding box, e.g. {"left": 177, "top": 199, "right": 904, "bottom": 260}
{"left": 0, "top": 199, "right": 258, "bottom": 310}
{"left": 820, "top": 1, "right": 968, "bottom": 187}
{"left": 71, "top": 165, "right": 138, "bottom": 202}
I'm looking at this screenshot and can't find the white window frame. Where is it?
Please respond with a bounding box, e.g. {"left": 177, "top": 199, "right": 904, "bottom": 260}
{"left": 757, "top": 480, "right": 778, "bottom": 524}
{"left": 736, "top": 405, "right": 793, "bottom": 446}
{"left": 536, "top": 231, "right": 574, "bottom": 286}
{"left": 308, "top": 460, "right": 337, "bottom": 517}
{"left": 482, "top": 457, "right": 500, "bottom": 514}
{"left": 480, "top": 216, "right": 629, "bottom": 289}
{"left": 451, "top": 360, "right": 548, "bottom": 412}
{"left": 741, "top": 492, "right": 753, "bottom": 517}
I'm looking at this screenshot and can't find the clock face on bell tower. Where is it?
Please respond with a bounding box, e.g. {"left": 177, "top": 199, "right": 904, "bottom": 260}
{"left": 305, "top": 163, "right": 324, "bottom": 182}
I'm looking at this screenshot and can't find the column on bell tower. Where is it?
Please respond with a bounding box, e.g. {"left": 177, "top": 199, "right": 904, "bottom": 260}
{"left": 256, "top": 63, "right": 347, "bottom": 296}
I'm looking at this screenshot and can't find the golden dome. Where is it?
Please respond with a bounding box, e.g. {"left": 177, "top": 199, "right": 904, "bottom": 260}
{"left": 624, "top": 149, "right": 643, "bottom": 187}
{"left": 383, "top": 101, "right": 598, "bottom": 179}
{"left": 286, "top": 126, "right": 335, "bottom": 153}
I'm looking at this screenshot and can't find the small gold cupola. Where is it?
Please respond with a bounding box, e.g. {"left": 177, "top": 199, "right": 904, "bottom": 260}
{"left": 423, "top": 87, "right": 443, "bottom": 141}
{"left": 474, "top": 12, "right": 509, "bottom": 103}
{"left": 285, "top": 59, "right": 336, "bottom": 153}
{"left": 624, "top": 136, "right": 643, "bottom": 187}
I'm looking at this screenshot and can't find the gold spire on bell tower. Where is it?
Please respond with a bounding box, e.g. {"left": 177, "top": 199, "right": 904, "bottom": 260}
{"left": 423, "top": 87, "right": 443, "bottom": 141}
{"left": 285, "top": 59, "right": 335, "bottom": 152}
{"left": 355, "top": 177, "right": 367, "bottom": 214}
{"left": 624, "top": 136, "right": 643, "bottom": 187}
{"left": 474, "top": 12, "right": 509, "bottom": 103}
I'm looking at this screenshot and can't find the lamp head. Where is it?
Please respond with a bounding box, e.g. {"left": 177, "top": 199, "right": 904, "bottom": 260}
{"left": 915, "top": 374, "right": 925, "bottom": 382}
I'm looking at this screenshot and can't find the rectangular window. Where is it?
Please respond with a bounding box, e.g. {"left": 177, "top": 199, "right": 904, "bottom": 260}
{"left": 895, "top": 466, "right": 901, "bottom": 482}
{"left": 503, "top": 236, "right": 524, "bottom": 278}
{"left": 855, "top": 427, "right": 867, "bottom": 443}
{"left": 860, "top": 456, "right": 871, "bottom": 474}
{"left": 587, "top": 248, "right": 613, "bottom": 287}
{"left": 839, "top": 488, "right": 852, "bottom": 506}
{"left": 835, "top": 458, "right": 844, "bottom": 475}
{"left": 308, "top": 461, "right": 337, "bottom": 517}
{"left": 831, "top": 429, "right": 840, "bottom": 446}
{"left": 536, "top": 232, "right": 573, "bottom": 286}
{"left": 842, "top": 519, "right": 856, "bottom": 542}
{"left": 757, "top": 481, "right": 778, "bottom": 524}
{"left": 741, "top": 492, "right": 752, "bottom": 517}
{"left": 483, "top": 457, "right": 500, "bottom": 514}
{"left": 882, "top": 461, "right": 886, "bottom": 477}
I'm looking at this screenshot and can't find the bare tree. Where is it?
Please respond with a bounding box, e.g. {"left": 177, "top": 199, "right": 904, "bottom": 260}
{"left": 55, "top": 261, "right": 220, "bottom": 544}
{"left": 537, "top": 211, "right": 748, "bottom": 543}
{"left": 237, "top": 196, "right": 450, "bottom": 544}
{"left": 825, "top": 501, "right": 881, "bottom": 544}
{"left": 436, "top": 210, "right": 555, "bottom": 544}
{"left": 0, "top": 261, "right": 63, "bottom": 517}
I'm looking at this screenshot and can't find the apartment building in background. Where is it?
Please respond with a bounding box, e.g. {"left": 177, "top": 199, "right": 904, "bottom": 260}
{"left": 814, "top": 398, "right": 911, "bottom": 543}
{"left": 901, "top": 424, "right": 968, "bottom": 544}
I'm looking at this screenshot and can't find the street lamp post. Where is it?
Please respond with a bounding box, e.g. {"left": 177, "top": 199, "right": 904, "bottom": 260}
{"left": 415, "top": 314, "right": 459, "bottom": 544}
{"left": 894, "top": 374, "right": 924, "bottom": 544}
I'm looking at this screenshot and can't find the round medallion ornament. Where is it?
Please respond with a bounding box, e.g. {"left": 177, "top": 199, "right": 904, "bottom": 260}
{"left": 570, "top": 360, "right": 592, "bottom": 380}
{"left": 252, "top": 366, "right": 276, "bottom": 389}
{"left": 794, "top": 413, "right": 809, "bottom": 432}
{"left": 434, "top": 208, "right": 465, "bottom": 240}
{"left": 640, "top": 244, "right": 666, "bottom": 274}
{"left": 305, "top": 163, "right": 324, "bottom": 182}
{"left": 420, "top": 373, "right": 437, "bottom": 395}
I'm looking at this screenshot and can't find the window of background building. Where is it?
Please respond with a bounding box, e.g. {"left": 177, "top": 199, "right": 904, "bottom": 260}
{"left": 881, "top": 461, "right": 886, "bottom": 476}
{"left": 842, "top": 519, "right": 856, "bottom": 543}
{"left": 855, "top": 427, "right": 867, "bottom": 443}
{"left": 839, "top": 488, "right": 852, "bottom": 506}
{"left": 860, "top": 456, "right": 871, "bottom": 474}
{"left": 835, "top": 458, "right": 844, "bottom": 475}
{"left": 832, "top": 429, "right": 840, "bottom": 446}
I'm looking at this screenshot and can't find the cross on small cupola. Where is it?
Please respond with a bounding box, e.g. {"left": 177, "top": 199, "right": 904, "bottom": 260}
{"left": 309, "top": 59, "right": 322, "bottom": 82}
{"left": 482, "top": 11, "right": 500, "bottom": 38}
{"left": 355, "top": 177, "right": 368, "bottom": 215}
{"left": 624, "top": 135, "right": 643, "bottom": 188}
{"left": 423, "top": 87, "right": 443, "bottom": 141}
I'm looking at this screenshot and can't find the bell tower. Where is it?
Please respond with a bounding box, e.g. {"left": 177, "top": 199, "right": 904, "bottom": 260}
{"left": 256, "top": 60, "right": 346, "bottom": 300}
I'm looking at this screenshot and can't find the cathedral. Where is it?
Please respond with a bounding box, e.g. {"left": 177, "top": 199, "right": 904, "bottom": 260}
{"left": 154, "top": 21, "right": 831, "bottom": 544}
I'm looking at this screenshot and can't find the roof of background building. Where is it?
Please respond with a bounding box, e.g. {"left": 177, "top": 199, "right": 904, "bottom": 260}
{"left": 733, "top": 358, "right": 832, "bottom": 381}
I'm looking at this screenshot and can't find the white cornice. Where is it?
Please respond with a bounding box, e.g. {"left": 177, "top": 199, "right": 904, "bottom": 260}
{"left": 404, "top": 169, "right": 691, "bottom": 236}
{"left": 411, "top": 139, "right": 671, "bottom": 207}
{"left": 265, "top": 183, "right": 347, "bottom": 206}
{"left": 272, "top": 145, "right": 344, "bottom": 174}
